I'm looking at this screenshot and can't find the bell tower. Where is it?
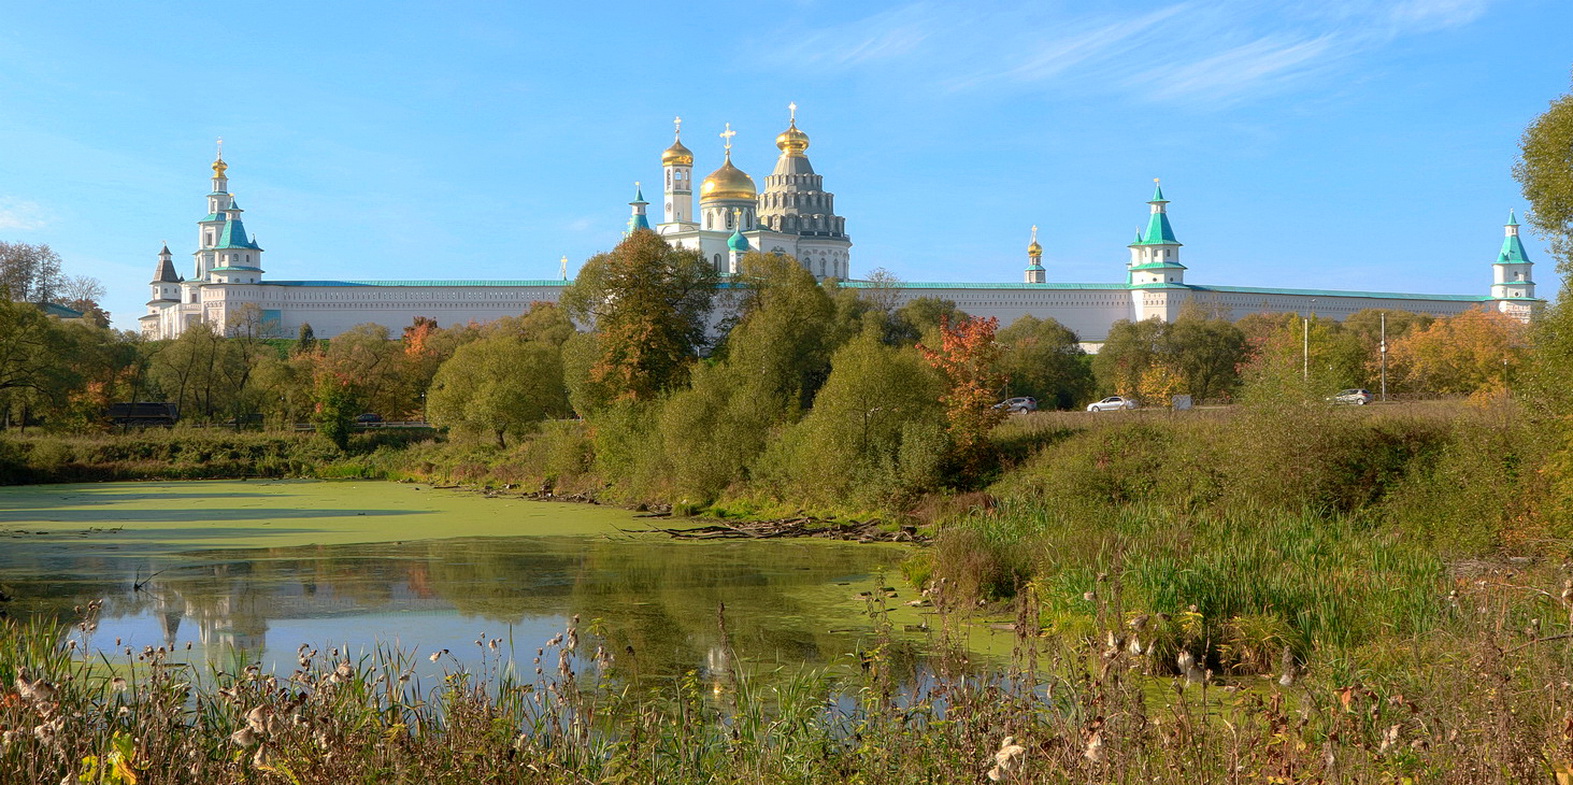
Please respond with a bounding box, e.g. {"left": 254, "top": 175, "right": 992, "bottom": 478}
{"left": 661, "top": 117, "right": 695, "bottom": 226}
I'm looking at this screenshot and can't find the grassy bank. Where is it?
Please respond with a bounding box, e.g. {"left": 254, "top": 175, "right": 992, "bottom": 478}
{"left": 4, "top": 400, "right": 1567, "bottom": 679}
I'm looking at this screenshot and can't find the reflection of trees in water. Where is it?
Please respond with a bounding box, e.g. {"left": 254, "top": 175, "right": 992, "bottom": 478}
{"left": 5, "top": 536, "right": 902, "bottom": 678}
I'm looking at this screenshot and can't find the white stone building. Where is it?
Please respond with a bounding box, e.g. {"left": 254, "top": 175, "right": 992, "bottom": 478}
{"left": 139, "top": 118, "right": 1541, "bottom": 345}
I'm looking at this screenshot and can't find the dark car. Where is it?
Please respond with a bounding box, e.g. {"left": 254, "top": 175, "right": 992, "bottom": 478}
{"left": 355, "top": 412, "right": 384, "bottom": 425}
{"left": 993, "top": 396, "right": 1038, "bottom": 413}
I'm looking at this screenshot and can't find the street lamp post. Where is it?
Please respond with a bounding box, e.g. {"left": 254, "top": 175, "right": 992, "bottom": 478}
{"left": 1379, "top": 313, "right": 1387, "bottom": 403}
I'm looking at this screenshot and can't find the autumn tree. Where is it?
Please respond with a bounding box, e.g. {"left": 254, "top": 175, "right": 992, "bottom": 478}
{"left": 1387, "top": 309, "right": 1527, "bottom": 396}
{"left": 559, "top": 230, "right": 717, "bottom": 407}
{"left": 919, "top": 315, "right": 1006, "bottom": 479}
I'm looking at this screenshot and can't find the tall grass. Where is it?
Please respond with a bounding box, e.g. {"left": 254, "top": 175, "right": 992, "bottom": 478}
{"left": 6, "top": 567, "right": 1573, "bottom": 783}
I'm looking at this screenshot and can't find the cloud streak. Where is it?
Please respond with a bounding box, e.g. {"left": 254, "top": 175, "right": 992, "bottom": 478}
{"left": 755, "top": 0, "right": 1495, "bottom": 108}
{"left": 0, "top": 198, "right": 49, "bottom": 231}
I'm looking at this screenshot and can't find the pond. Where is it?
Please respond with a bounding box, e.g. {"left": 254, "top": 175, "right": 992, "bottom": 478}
{"left": 0, "top": 480, "right": 953, "bottom": 680}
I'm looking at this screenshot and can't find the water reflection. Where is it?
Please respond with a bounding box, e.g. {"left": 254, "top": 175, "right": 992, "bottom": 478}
{"left": 1, "top": 535, "right": 912, "bottom": 678}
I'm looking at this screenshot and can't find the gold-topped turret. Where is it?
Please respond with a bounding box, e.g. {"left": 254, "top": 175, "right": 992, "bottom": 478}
{"left": 662, "top": 116, "right": 694, "bottom": 167}
{"left": 1028, "top": 225, "right": 1043, "bottom": 257}
{"left": 775, "top": 102, "right": 809, "bottom": 157}
{"left": 212, "top": 137, "right": 228, "bottom": 178}
{"left": 701, "top": 123, "right": 756, "bottom": 201}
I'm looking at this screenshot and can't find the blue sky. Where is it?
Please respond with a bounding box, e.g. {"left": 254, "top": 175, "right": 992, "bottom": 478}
{"left": 1, "top": 0, "right": 1569, "bottom": 331}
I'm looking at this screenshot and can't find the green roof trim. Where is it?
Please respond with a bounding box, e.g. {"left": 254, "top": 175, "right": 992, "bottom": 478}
{"left": 1185, "top": 284, "right": 1492, "bottom": 302}
{"left": 267, "top": 280, "right": 573, "bottom": 287}
{"left": 208, "top": 266, "right": 263, "bottom": 273}
{"left": 1128, "top": 261, "right": 1188, "bottom": 271}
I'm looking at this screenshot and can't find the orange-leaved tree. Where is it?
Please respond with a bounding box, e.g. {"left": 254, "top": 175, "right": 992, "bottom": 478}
{"left": 918, "top": 314, "right": 1006, "bottom": 481}
{"left": 1387, "top": 308, "right": 1528, "bottom": 396}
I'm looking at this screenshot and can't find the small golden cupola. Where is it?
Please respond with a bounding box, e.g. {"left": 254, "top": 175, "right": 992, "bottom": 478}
{"left": 700, "top": 123, "right": 756, "bottom": 202}
{"left": 775, "top": 102, "right": 810, "bottom": 157}
{"left": 662, "top": 118, "right": 694, "bottom": 167}
{"left": 212, "top": 137, "right": 228, "bottom": 179}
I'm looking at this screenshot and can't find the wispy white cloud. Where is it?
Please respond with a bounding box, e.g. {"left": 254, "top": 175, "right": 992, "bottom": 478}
{"left": 752, "top": 0, "right": 1496, "bottom": 108}
{"left": 765, "top": 4, "right": 935, "bottom": 68}
{"left": 1387, "top": 0, "right": 1490, "bottom": 32}
{"left": 1127, "top": 33, "right": 1340, "bottom": 102}
{"left": 0, "top": 198, "right": 49, "bottom": 231}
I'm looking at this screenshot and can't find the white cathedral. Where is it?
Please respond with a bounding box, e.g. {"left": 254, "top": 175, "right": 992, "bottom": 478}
{"left": 139, "top": 110, "right": 1540, "bottom": 346}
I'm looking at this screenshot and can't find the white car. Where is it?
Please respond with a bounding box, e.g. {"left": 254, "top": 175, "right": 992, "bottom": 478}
{"left": 1087, "top": 396, "right": 1138, "bottom": 412}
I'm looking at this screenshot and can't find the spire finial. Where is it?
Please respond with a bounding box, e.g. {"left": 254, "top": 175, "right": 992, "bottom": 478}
{"left": 1030, "top": 224, "right": 1038, "bottom": 243}
{"left": 673, "top": 116, "right": 682, "bottom": 139}
{"left": 788, "top": 102, "right": 797, "bottom": 126}
{"left": 720, "top": 122, "right": 736, "bottom": 155}
{"left": 634, "top": 180, "right": 640, "bottom": 190}
{"left": 217, "top": 137, "right": 224, "bottom": 161}
{"left": 560, "top": 255, "right": 568, "bottom": 281}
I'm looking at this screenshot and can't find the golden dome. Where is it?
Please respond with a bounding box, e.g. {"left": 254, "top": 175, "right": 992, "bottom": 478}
{"left": 700, "top": 156, "right": 756, "bottom": 201}
{"left": 775, "top": 122, "right": 809, "bottom": 157}
{"left": 1027, "top": 239, "right": 1043, "bottom": 257}
{"left": 662, "top": 138, "right": 694, "bottom": 167}
{"left": 212, "top": 158, "right": 228, "bottom": 178}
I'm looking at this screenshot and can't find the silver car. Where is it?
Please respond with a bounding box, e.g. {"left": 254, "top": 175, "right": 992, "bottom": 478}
{"left": 1087, "top": 396, "right": 1138, "bottom": 412}
{"left": 1329, "top": 389, "right": 1374, "bottom": 405}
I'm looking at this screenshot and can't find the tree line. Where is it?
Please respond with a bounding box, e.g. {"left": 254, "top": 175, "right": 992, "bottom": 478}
{"left": 0, "top": 225, "right": 1534, "bottom": 505}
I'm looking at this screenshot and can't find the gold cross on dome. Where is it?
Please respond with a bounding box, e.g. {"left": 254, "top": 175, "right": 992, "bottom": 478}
{"left": 673, "top": 116, "right": 682, "bottom": 138}
{"left": 720, "top": 123, "right": 736, "bottom": 153}
{"left": 788, "top": 102, "right": 797, "bottom": 124}
{"left": 216, "top": 137, "right": 223, "bottom": 160}
{"left": 1030, "top": 225, "right": 1038, "bottom": 243}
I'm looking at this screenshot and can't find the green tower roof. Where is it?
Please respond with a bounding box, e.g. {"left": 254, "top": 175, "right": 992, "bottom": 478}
{"left": 1130, "top": 211, "right": 1180, "bottom": 246}
{"left": 728, "top": 228, "right": 750, "bottom": 252}
{"left": 1151, "top": 183, "right": 1167, "bottom": 203}
{"left": 1499, "top": 230, "right": 1531, "bottom": 264}
{"left": 212, "top": 216, "right": 262, "bottom": 251}
{"left": 1507, "top": 209, "right": 1520, "bottom": 227}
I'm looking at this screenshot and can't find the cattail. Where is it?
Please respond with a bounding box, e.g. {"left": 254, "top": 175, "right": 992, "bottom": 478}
{"left": 110, "top": 677, "right": 127, "bottom": 692}
{"left": 988, "top": 735, "right": 1027, "bottom": 781}
{"left": 15, "top": 670, "right": 57, "bottom": 704}
{"left": 1083, "top": 730, "right": 1106, "bottom": 764}
{"left": 246, "top": 705, "right": 272, "bottom": 734}
{"left": 231, "top": 727, "right": 258, "bottom": 748}
{"left": 1378, "top": 723, "right": 1400, "bottom": 754}
{"left": 332, "top": 662, "right": 353, "bottom": 683}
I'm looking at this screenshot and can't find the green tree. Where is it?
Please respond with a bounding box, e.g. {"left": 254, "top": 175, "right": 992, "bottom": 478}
{"left": 886, "top": 297, "right": 965, "bottom": 347}
{"left": 560, "top": 230, "right": 718, "bottom": 405}
{"left": 758, "top": 328, "right": 944, "bottom": 507}
{"left": 427, "top": 335, "right": 570, "bottom": 447}
{"left": 658, "top": 252, "right": 836, "bottom": 501}
{"left": 0, "top": 242, "right": 63, "bottom": 303}
{"left": 1514, "top": 83, "right": 1573, "bottom": 273}
{"left": 1163, "top": 310, "right": 1248, "bottom": 401}
{"left": 997, "top": 314, "right": 1093, "bottom": 409}
{"left": 1093, "top": 318, "right": 1166, "bottom": 397}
